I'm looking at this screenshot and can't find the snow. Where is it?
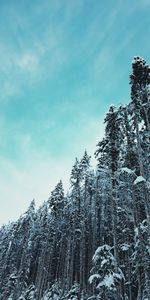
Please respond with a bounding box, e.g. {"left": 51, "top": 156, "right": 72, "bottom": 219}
{"left": 114, "top": 271, "right": 124, "bottom": 280}
{"left": 121, "top": 167, "right": 134, "bottom": 175}
{"left": 53, "top": 295, "right": 59, "bottom": 300}
{"left": 134, "top": 176, "right": 146, "bottom": 185}
{"left": 8, "top": 240, "right": 12, "bottom": 251}
{"left": 75, "top": 229, "right": 81, "bottom": 233}
{"left": 117, "top": 206, "right": 124, "bottom": 212}
{"left": 43, "top": 294, "right": 59, "bottom": 300}
{"left": 93, "top": 245, "right": 111, "bottom": 263}
{"left": 135, "top": 227, "right": 139, "bottom": 236}
{"left": 147, "top": 181, "right": 150, "bottom": 189}
{"left": 140, "top": 220, "right": 147, "bottom": 232}
{"left": 120, "top": 243, "right": 130, "bottom": 251}
{"left": 28, "top": 241, "right": 32, "bottom": 247}
{"left": 89, "top": 273, "right": 101, "bottom": 284}
{"left": 43, "top": 296, "right": 48, "bottom": 300}
{"left": 97, "top": 274, "right": 115, "bottom": 290}
{"left": 101, "top": 258, "right": 108, "bottom": 267}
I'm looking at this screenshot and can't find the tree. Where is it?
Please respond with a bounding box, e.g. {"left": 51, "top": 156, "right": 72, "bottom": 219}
{"left": 89, "top": 245, "right": 124, "bottom": 300}
{"left": 130, "top": 57, "right": 150, "bottom": 131}
{"left": 96, "top": 106, "right": 123, "bottom": 268}
{"left": 132, "top": 220, "right": 150, "bottom": 300}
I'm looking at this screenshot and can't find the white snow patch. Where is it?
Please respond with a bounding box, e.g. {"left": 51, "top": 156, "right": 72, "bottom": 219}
{"left": 147, "top": 181, "right": 150, "bottom": 189}
{"left": 43, "top": 296, "right": 48, "bottom": 300}
{"left": 89, "top": 273, "right": 101, "bottom": 284}
{"left": 134, "top": 176, "right": 146, "bottom": 185}
{"left": 97, "top": 274, "right": 114, "bottom": 289}
{"left": 140, "top": 220, "right": 147, "bottom": 232}
{"left": 101, "top": 258, "right": 108, "bottom": 267}
{"left": 120, "top": 243, "right": 130, "bottom": 251}
{"left": 135, "top": 227, "right": 139, "bottom": 236}
{"left": 121, "top": 167, "right": 134, "bottom": 175}
{"left": 8, "top": 240, "right": 12, "bottom": 251}
{"left": 93, "top": 245, "right": 111, "bottom": 262}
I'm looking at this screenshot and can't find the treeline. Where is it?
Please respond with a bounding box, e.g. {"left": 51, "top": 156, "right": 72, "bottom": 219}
{"left": 0, "top": 57, "right": 150, "bottom": 300}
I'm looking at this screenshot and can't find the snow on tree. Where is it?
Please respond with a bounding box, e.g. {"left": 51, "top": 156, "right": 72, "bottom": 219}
{"left": 89, "top": 245, "right": 124, "bottom": 299}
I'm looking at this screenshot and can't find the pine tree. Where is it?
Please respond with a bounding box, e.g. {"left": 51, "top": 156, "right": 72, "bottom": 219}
{"left": 89, "top": 245, "right": 124, "bottom": 300}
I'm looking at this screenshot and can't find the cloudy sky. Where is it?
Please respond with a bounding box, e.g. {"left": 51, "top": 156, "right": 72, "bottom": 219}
{"left": 0, "top": 0, "right": 150, "bottom": 224}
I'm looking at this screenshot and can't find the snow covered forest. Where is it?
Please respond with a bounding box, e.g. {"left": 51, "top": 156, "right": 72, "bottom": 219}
{"left": 0, "top": 57, "right": 150, "bottom": 300}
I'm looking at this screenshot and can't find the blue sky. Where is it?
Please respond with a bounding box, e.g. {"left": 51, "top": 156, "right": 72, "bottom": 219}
{"left": 0, "top": 0, "right": 150, "bottom": 224}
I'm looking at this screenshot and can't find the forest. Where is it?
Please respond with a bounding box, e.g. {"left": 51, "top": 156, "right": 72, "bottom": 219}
{"left": 0, "top": 57, "right": 150, "bottom": 300}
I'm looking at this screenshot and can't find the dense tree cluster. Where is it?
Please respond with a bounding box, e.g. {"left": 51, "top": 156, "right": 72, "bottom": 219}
{"left": 0, "top": 57, "right": 150, "bottom": 299}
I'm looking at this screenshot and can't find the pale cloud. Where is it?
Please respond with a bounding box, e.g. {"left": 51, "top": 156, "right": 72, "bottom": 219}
{"left": 17, "top": 52, "right": 39, "bottom": 73}
{"left": 0, "top": 42, "right": 66, "bottom": 100}
{"left": 0, "top": 19, "right": 67, "bottom": 100}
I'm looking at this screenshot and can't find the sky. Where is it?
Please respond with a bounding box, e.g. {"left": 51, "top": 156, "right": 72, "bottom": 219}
{"left": 0, "top": 0, "right": 150, "bottom": 224}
